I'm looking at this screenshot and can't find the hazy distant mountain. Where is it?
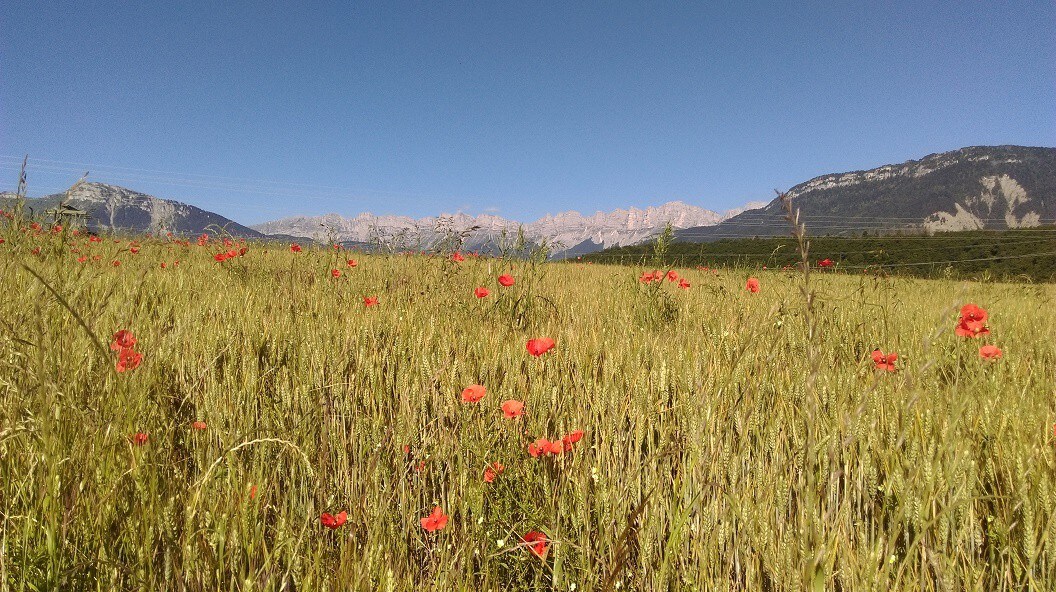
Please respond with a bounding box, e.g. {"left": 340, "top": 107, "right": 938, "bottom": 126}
{"left": 674, "top": 146, "right": 1056, "bottom": 242}
{"left": 0, "top": 182, "right": 264, "bottom": 238}
{"left": 253, "top": 201, "right": 754, "bottom": 256}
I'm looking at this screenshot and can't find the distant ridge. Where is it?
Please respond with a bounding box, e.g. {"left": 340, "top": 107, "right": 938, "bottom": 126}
{"left": 0, "top": 182, "right": 264, "bottom": 238}
{"left": 251, "top": 201, "right": 755, "bottom": 256}
{"left": 674, "top": 145, "right": 1056, "bottom": 242}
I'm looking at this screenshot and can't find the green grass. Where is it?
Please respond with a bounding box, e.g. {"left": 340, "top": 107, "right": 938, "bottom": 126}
{"left": 581, "top": 228, "right": 1056, "bottom": 282}
{"left": 2, "top": 220, "right": 1055, "bottom": 591}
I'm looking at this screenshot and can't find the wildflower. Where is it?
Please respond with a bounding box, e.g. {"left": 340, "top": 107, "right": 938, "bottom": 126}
{"left": 110, "top": 330, "right": 137, "bottom": 351}
{"left": 483, "top": 462, "right": 505, "bottom": 483}
{"left": 364, "top": 296, "right": 379, "bottom": 307}
{"left": 678, "top": 278, "right": 690, "bottom": 289}
{"left": 290, "top": 243, "right": 302, "bottom": 253}
{"left": 872, "top": 349, "right": 897, "bottom": 372}
{"left": 77, "top": 256, "right": 87, "bottom": 263}
{"left": 979, "top": 345, "right": 1003, "bottom": 360}
{"left": 347, "top": 259, "right": 358, "bottom": 267}
{"left": 420, "top": 506, "right": 449, "bottom": 532}
{"left": 818, "top": 258, "right": 834, "bottom": 268}
{"left": 131, "top": 432, "right": 149, "bottom": 446}
{"left": 746, "top": 277, "right": 760, "bottom": 293}
{"left": 214, "top": 253, "right": 228, "bottom": 262}
{"left": 130, "top": 246, "right": 140, "bottom": 254}
{"left": 501, "top": 399, "right": 524, "bottom": 418}
{"left": 498, "top": 274, "right": 515, "bottom": 287}
{"left": 956, "top": 304, "right": 990, "bottom": 338}
{"left": 461, "top": 384, "right": 486, "bottom": 403}
{"left": 666, "top": 270, "right": 679, "bottom": 282}
{"left": 249, "top": 484, "right": 259, "bottom": 500}
{"left": 320, "top": 511, "right": 348, "bottom": 529}
{"left": 526, "top": 337, "right": 556, "bottom": 357}
{"left": 111, "top": 260, "right": 121, "bottom": 267}
{"left": 52, "top": 224, "right": 63, "bottom": 234}
{"left": 451, "top": 252, "right": 465, "bottom": 262}
{"left": 116, "top": 348, "right": 143, "bottom": 373}
{"left": 522, "top": 531, "right": 549, "bottom": 558}
{"left": 561, "top": 429, "right": 585, "bottom": 452}
{"left": 528, "top": 438, "right": 551, "bottom": 458}
{"left": 330, "top": 269, "right": 341, "bottom": 278}
{"left": 191, "top": 421, "right": 207, "bottom": 430}
{"left": 638, "top": 270, "right": 661, "bottom": 283}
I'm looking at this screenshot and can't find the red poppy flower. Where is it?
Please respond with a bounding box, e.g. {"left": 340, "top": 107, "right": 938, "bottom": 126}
{"left": 364, "top": 296, "right": 379, "bottom": 307}
{"left": 666, "top": 270, "right": 679, "bottom": 282}
{"left": 547, "top": 440, "right": 564, "bottom": 456}
{"left": 110, "top": 330, "right": 137, "bottom": 351}
{"left": 501, "top": 399, "right": 524, "bottom": 418}
{"left": 249, "top": 484, "right": 258, "bottom": 500}
{"left": 872, "top": 349, "right": 897, "bottom": 372}
{"left": 160, "top": 262, "right": 167, "bottom": 268}
{"left": 746, "top": 278, "right": 760, "bottom": 293}
{"left": 818, "top": 258, "right": 834, "bottom": 268}
{"left": 451, "top": 252, "right": 465, "bottom": 262}
{"left": 347, "top": 259, "right": 358, "bottom": 267}
{"left": 131, "top": 432, "right": 149, "bottom": 446}
{"left": 979, "top": 345, "right": 1003, "bottom": 360}
{"left": 474, "top": 286, "right": 490, "bottom": 298}
{"left": 111, "top": 260, "right": 121, "bottom": 267}
{"left": 320, "top": 511, "right": 348, "bottom": 529}
{"left": 290, "top": 243, "right": 302, "bottom": 252}
{"left": 238, "top": 247, "right": 248, "bottom": 256}
{"left": 330, "top": 269, "right": 341, "bottom": 278}
{"left": 956, "top": 304, "right": 990, "bottom": 338}
{"left": 498, "top": 274, "right": 515, "bottom": 287}
{"left": 130, "top": 246, "right": 140, "bottom": 254}
{"left": 483, "top": 462, "right": 505, "bottom": 483}
{"left": 526, "top": 337, "right": 555, "bottom": 357}
{"left": 213, "top": 253, "right": 228, "bottom": 262}
{"left": 528, "top": 438, "right": 550, "bottom": 458}
{"left": 461, "top": 384, "right": 486, "bottom": 403}
{"left": 420, "top": 506, "right": 449, "bottom": 532}
{"left": 562, "top": 429, "right": 585, "bottom": 452}
{"left": 192, "top": 421, "right": 207, "bottom": 430}
{"left": 77, "top": 256, "right": 87, "bottom": 263}
{"left": 678, "top": 278, "right": 690, "bottom": 289}
{"left": 116, "top": 348, "right": 143, "bottom": 373}
{"left": 522, "top": 531, "right": 549, "bottom": 558}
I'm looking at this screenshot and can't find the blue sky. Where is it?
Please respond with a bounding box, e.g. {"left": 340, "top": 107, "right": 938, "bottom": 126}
{"left": 2, "top": 1, "right": 1053, "bottom": 224}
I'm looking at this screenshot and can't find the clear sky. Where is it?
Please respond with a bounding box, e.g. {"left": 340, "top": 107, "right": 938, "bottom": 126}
{"left": 2, "top": 1, "right": 1053, "bottom": 224}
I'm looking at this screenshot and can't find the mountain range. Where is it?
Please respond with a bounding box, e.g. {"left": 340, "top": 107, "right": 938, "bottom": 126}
{"left": 3, "top": 145, "right": 1054, "bottom": 256}
{"left": 250, "top": 201, "right": 763, "bottom": 256}
{"left": 674, "top": 145, "right": 1056, "bottom": 242}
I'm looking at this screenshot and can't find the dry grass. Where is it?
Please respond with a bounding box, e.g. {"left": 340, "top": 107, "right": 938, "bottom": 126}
{"left": 1, "top": 217, "right": 1055, "bottom": 591}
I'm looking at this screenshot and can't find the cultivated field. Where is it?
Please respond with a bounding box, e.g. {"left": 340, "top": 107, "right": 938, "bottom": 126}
{"left": 2, "top": 219, "right": 1055, "bottom": 590}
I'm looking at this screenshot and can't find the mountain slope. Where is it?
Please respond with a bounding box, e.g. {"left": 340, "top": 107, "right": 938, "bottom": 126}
{"left": 674, "top": 146, "right": 1056, "bottom": 242}
{"left": 1, "top": 183, "right": 264, "bottom": 238}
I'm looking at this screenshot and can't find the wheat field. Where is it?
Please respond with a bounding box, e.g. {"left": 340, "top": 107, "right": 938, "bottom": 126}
{"left": 2, "top": 219, "right": 1055, "bottom": 591}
